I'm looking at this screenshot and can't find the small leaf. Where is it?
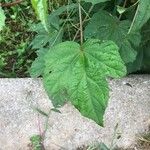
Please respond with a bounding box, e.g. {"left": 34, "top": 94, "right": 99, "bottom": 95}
{"left": 30, "top": 135, "right": 42, "bottom": 143}
{"left": 0, "top": 7, "right": 6, "bottom": 31}
{"left": 30, "top": 14, "right": 63, "bottom": 50}
{"left": 30, "top": 28, "right": 63, "bottom": 49}
{"left": 51, "top": 108, "right": 61, "bottom": 113}
{"left": 30, "top": 135, "right": 44, "bottom": 150}
{"left": 49, "top": 3, "right": 78, "bottom": 17}
{"left": 117, "top": 5, "right": 127, "bottom": 14}
{"left": 47, "top": 3, "right": 78, "bottom": 30}
{"left": 127, "top": 48, "right": 143, "bottom": 73}
{"left": 0, "top": 55, "right": 6, "bottom": 68}
{"left": 43, "top": 42, "right": 80, "bottom": 107}
{"left": 140, "top": 19, "right": 150, "bottom": 72}
{"left": 97, "top": 143, "right": 110, "bottom": 150}
{"left": 31, "top": 0, "right": 48, "bottom": 32}
{"left": 127, "top": 19, "right": 150, "bottom": 73}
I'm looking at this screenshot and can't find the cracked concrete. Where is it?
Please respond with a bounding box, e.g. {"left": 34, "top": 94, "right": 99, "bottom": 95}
{"left": 0, "top": 75, "right": 150, "bottom": 150}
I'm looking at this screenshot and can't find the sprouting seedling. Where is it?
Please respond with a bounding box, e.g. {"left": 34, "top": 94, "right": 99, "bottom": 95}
{"left": 30, "top": 135, "right": 45, "bottom": 150}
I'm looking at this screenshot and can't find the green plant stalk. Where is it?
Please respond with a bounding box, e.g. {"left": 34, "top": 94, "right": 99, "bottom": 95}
{"left": 78, "top": 0, "right": 83, "bottom": 45}
{"left": 128, "top": 1, "right": 139, "bottom": 34}
{"left": 51, "top": 5, "right": 75, "bottom": 47}
{"left": 30, "top": 135, "right": 45, "bottom": 150}
{"left": 73, "top": 5, "right": 94, "bottom": 41}
{"left": 118, "top": 0, "right": 128, "bottom": 20}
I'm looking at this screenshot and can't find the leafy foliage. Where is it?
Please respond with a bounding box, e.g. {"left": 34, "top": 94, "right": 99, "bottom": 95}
{"left": 0, "top": 0, "right": 150, "bottom": 126}
{"left": 84, "top": 10, "right": 141, "bottom": 64}
{"left": 30, "top": 135, "right": 44, "bottom": 150}
{"left": 31, "top": 39, "right": 126, "bottom": 125}
{"left": 31, "top": 0, "right": 48, "bottom": 32}
{"left": 30, "top": 48, "right": 48, "bottom": 77}
{"left": 129, "top": 0, "right": 150, "bottom": 32}
{"left": 30, "top": 0, "right": 150, "bottom": 126}
{"left": 30, "top": 22, "right": 62, "bottom": 49}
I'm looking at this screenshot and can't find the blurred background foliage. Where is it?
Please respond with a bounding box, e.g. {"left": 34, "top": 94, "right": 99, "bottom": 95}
{"left": 0, "top": 0, "right": 149, "bottom": 77}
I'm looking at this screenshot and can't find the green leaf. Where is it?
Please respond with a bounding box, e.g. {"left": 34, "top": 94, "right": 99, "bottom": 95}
{"left": 0, "top": 7, "right": 6, "bottom": 31}
{"left": 30, "top": 48, "right": 48, "bottom": 77}
{"left": 129, "top": 0, "right": 150, "bottom": 32}
{"left": 82, "top": 0, "right": 110, "bottom": 5}
{"left": 0, "top": 55, "right": 6, "bottom": 68}
{"left": 84, "top": 10, "right": 141, "bottom": 63}
{"left": 30, "top": 135, "right": 43, "bottom": 150}
{"left": 49, "top": 3, "right": 78, "bottom": 17}
{"left": 43, "top": 42, "right": 80, "bottom": 107}
{"left": 127, "top": 19, "right": 150, "bottom": 73}
{"left": 117, "top": 5, "right": 127, "bottom": 14}
{"left": 31, "top": 0, "right": 48, "bottom": 32}
{"left": 47, "top": 4, "right": 78, "bottom": 30}
{"left": 30, "top": 18, "right": 63, "bottom": 77}
{"left": 30, "top": 29, "right": 63, "bottom": 49}
{"left": 82, "top": 39, "right": 126, "bottom": 77}
{"left": 127, "top": 48, "right": 143, "bottom": 73}
{"left": 30, "top": 22, "right": 63, "bottom": 49}
{"left": 51, "top": 108, "right": 61, "bottom": 113}
{"left": 42, "top": 39, "right": 126, "bottom": 125}
{"left": 68, "top": 64, "right": 109, "bottom": 126}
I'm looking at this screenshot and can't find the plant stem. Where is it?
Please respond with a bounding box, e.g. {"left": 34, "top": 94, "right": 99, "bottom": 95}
{"left": 67, "top": 0, "right": 71, "bottom": 40}
{"left": 37, "top": 114, "right": 42, "bottom": 136}
{"left": 128, "top": 1, "right": 139, "bottom": 34}
{"left": 78, "top": 0, "right": 83, "bottom": 45}
{"left": 73, "top": 5, "right": 94, "bottom": 41}
{"left": 51, "top": 5, "right": 75, "bottom": 47}
{"left": 119, "top": 0, "right": 128, "bottom": 20}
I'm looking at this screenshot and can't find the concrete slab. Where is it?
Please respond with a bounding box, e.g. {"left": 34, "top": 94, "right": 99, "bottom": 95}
{"left": 0, "top": 75, "right": 150, "bottom": 150}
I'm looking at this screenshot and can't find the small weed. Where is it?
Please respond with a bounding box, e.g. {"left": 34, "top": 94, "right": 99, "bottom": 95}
{"left": 29, "top": 135, "right": 45, "bottom": 150}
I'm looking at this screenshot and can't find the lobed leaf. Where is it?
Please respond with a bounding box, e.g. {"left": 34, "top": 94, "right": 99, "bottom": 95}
{"left": 40, "top": 39, "right": 126, "bottom": 125}
{"left": 30, "top": 15, "right": 63, "bottom": 50}
{"left": 129, "top": 0, "right": 150, "bottom": 32}
{"left": 84, "top": 10, "right": 141, "bottom": 64}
